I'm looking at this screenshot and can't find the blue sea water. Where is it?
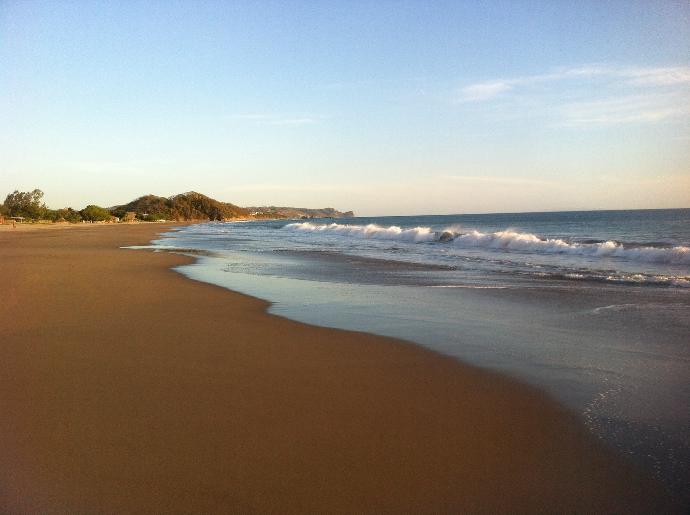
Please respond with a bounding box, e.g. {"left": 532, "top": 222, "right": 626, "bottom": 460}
{"left": 148, "top": 208, "right": 690, "bottom": 504}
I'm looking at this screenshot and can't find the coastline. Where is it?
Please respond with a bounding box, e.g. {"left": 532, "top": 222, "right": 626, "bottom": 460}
{"left": 0, "top": 223, "right": 675, "bottom": 513}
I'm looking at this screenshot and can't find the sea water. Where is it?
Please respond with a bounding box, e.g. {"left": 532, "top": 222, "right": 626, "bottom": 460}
{"left": 150, "top": 208, "right": 690, "bottom": 503}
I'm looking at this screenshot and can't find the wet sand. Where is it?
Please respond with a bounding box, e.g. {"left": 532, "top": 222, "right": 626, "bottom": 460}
{"left": 0, "top": 223, "right": 675, "bottom": 513}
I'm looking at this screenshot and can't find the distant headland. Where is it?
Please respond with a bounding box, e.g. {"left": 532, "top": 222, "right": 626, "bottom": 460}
{"left": 0, "top": 189, "right": 354, "bottom": 224}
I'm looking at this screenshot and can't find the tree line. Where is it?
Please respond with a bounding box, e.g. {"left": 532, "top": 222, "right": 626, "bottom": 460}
{"left": 1, "top": 188, "right": 351, "bottom": 224}
{"left": 1, "top": 189, "right": 112, "bottom": 223}
{"left": 0, "top": 189, "right": 250, "bottom": 223}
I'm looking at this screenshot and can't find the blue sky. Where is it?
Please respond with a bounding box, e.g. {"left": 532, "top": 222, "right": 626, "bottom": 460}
{"left": 1, "top": 0, "right": 689, "bottom": 215}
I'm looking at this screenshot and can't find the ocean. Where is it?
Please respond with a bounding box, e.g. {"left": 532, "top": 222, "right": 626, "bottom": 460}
{"left": 148, "top": 208, "right": 690, "bottom": 503}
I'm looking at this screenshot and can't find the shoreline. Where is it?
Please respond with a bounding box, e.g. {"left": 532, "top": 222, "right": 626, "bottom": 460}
{"left": 0, "top": 223, "right": 676, "bottom": 512}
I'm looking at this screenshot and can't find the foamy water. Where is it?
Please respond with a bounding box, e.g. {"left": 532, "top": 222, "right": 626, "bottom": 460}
{"left": 151, "top": 208, "right": 690, "bottom": 505}
{"left": 285, "top": 221, "right": 690, "bottom": 267}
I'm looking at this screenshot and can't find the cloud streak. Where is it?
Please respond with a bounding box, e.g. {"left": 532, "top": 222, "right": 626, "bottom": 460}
{"left": 265, "top": 117, "right": 317, "bottom": 126}
{"left": 456, "top": 65, "right": 690, "bottom": 103}
{"left": 458, "top": 82, "right": 512, "bottom": 102}
{"left": 231, "top": 113, "right": 320, "bottom": 126}
{"left": 623, "top": 66, "right": 690, "bottom": 86}
{"left": 454, "top": 65, "right": 690, "bottom": 127}
{"left": 560, "top": 93, "right": 690, "bottom": 126}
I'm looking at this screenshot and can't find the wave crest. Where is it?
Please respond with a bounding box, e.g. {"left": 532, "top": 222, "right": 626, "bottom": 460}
{"left": 451, "top": 229, "right": 690, "bottom": 265}
{"left": 284, "top": 222, "right": 436, "bottom": 242}
{"left": 284, "top": 222, "right": 690, "bottom": 266}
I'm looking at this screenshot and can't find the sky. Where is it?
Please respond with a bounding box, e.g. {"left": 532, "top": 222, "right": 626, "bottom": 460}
{"left": 1, "top": 0, "right": 689, "bottom": 216}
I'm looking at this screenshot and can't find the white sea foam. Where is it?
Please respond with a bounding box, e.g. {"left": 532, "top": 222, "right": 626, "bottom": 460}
{"left": 429, "top": 285, "right": 510, "bottom": 289}
{"left": 285, "top": 222, "right": 436, "bottom": 242}
{"left": 451, "top": 229, "right": 690, "bottom": 265}
{"left": 284, "top": 223, "right": 690, "bottom": 266}
{"left": 591, "top": 304, "right": 641, "bottom": 314}
{"left": 590, "top": 302, "right": 690, "bottom": 314}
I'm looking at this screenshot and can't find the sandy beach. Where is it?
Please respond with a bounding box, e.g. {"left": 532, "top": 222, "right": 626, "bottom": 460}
{"left": 0, "top": 223, "right": 675, "bottom": 513}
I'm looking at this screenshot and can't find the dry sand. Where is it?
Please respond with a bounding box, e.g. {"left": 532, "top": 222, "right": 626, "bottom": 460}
{"left": 0, "top": 223, "right": 675, "bottom": 513}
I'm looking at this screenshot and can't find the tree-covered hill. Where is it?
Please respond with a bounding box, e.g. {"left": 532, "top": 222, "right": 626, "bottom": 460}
{"left": 1, "top": 188, "right": 353, "bottom": 223}
{"left": 110, "top": 192, "right": 250, "bottom": 221}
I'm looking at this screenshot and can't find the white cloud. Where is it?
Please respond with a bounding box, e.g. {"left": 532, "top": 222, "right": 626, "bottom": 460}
{"left": 231, "top": 113, "right": 273, "bottom": 120}
{"left": 265, "top": 117, "right": 317, "bottom": 126}
{"left": 231, "top": 113, "right": 321, "bottom": 126}
{"left": 457, "top": 65, "right": 690, "bottom": 103}
{"left": 558, "top": 65, "right": 609, "bottom": 78}
{"left": 455, "top": 67, "right": 602, "bottom": 103}
{"left": 455, "top": 64, "right": 690, "bottom": 126}
{"left": 456, "top": 81, "right": 512, "bottom": 102}
{"left": 560, "top": 93, "right": 690, "bottom": 126}
{"left": 622, "top": 66, "right": 690, "bottom": 86}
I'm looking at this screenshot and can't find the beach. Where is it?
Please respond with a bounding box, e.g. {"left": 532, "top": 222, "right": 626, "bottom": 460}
{"left": 0, "top": 223, "right": 675, "bottom": 513}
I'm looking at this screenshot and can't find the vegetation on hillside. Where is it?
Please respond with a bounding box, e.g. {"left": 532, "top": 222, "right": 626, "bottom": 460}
{"left": 1, "top": 188, "right": 352, "bottom": 223}
{"left": 110, "top": 192, "right": 249, "bottom": 221}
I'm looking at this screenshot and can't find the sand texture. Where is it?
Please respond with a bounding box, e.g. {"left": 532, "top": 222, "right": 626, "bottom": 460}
{"left": 0, "top": 223, "right": 675, "bottom": 513}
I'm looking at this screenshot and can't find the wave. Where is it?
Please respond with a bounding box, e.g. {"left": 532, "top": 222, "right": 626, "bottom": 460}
{"left": 284, "top": 222, "right": 690, "bottom": 266}
{"left": 590, "top": 303, "right": 690, "bottom": 314}
{"left": 451, "top": 230, "right": 690, "bottom": 265}
{"left": 429, "top": 285, "right": 510, "bottom": 289}
{"left": 536, "top": 271, "right": 690, "bottom": 288}
{"left": 284, "top": 221, "right": 437, "bottom": 242}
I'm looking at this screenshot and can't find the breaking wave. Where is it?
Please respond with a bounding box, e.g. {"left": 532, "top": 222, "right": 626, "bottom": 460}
{"left": 285, "top": 221, "right": 436, "bottom": 242}
{"left": 451, "top": 229, "right": 690, "bottom": 265}
{"left": 284, "top": 222, "right": 690, "bottom": 266}
{"left": 535, "top": 271, "right": 690, "bottom": 288}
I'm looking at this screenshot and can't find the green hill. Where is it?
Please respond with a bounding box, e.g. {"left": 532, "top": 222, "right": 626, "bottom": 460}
{"left": 111, "top": 192, "right": 249, "bottom": 221}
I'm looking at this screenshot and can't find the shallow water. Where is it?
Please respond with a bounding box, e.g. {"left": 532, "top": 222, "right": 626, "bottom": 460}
{"left": 150, "top": 209, "right": 690, "bottom": 505}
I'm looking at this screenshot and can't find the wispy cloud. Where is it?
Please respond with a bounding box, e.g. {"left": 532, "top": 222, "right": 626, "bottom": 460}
{"left": 265, "top": 117, "right": 317, "bottom": 126}
{"left": 455, "top": 65, "right": 609, "bottom": 103}
{"left": 232, "top": 114, "right": 272, "bottom": 121}
{"left": 454, "top": 64, "right": 690, "bottom": 127}
{"left": 455, "top": 65, "right": 690, "bottom": 104}
{"left": 560, "top": 93, "right": 690, "bottom": 126}
{"left": 230, "top": 113, "right": 321, "bottom": 126}
{"left": 458, "top": 82, "right": 512, "bottom": 102}
{"left": 622, "top": 66, "right": 690, "bottom": 86}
